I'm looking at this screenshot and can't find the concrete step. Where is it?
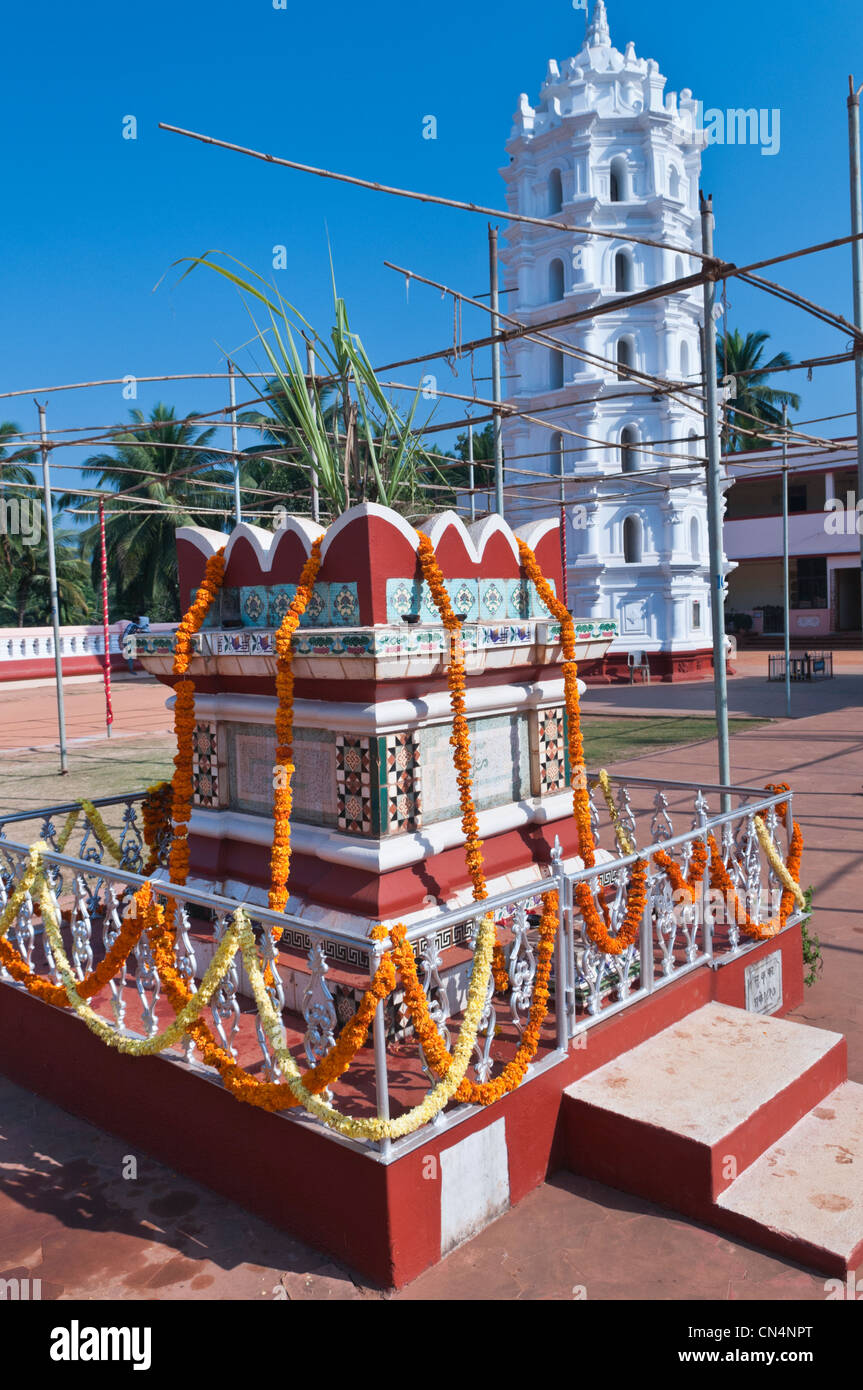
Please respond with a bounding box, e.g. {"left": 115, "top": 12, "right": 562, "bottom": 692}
{"left": 716, "top": 1082, "right": 863, "bottom": 1276}
{"left": 559, "top": 1001, "right": 847, "bottom": 1217}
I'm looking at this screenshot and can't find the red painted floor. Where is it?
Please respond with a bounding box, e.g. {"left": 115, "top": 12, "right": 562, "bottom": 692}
{"left": 1, "top": 681, "right": 862, "bottom": 1298}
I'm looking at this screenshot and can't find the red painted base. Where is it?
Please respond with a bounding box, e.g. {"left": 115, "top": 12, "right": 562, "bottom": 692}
{"left": 581, "top": 648, "right": 721, "bottom": 685}
{"left": 0, "top": 926, "right": 808, "bottom": 1289}
{"left": 0, "top": 655, "right": 135, "bottom": 683}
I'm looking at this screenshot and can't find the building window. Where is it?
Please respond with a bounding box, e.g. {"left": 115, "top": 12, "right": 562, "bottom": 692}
{"left": 549, "top": 168, "right": 563, "bottom": 214}
{"left": 669, "top": 166, "right": 681, "bottom": 200}
{"left": 550, "top": 349, "right": 565, "bottom": 391}
{"left": 616, "top": 338, "right": 633, "bottom": 378}
{"left": 692, "top": 600, "right": 702, "bottom": 629}
{"left": 615, "top": 251, "right": 633, "bottom": 292}
{"left": 788, "top": 483, "right": 808, "bottom": 513}
{"left": 549, "top": 258, "right": 565, "bottom": 302}
{"left": 791, "top": 557, "right": 827, "bottom": 609}
{"left": 680, "top": 340, "right": 690, "bottom": 379}
{"left": 620, "top": 426, "right": 638, "bottom": 473}
{"left": 610, "top": 156, "right": 628, "bottom": 202}
{"left": 690, "top": 516, "right": 700, "bottom": 560}
{"left": 688, "top": 429, "right": 700, "bottom": 459}
{"left": 550, "top": 432, "right": 565, "bottom": 477}
{"left": 623, "top": 515, "right": 642, "bottom": 563}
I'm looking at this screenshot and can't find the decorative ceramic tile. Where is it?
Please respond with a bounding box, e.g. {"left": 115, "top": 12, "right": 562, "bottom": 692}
{"left": 530, "top": 575, "right": 557, "bottom": 619}
{"left": 420, "top": 582, "right": 441, "bottom": 622}
{"left": 507, "top": 579, "right": 531, "bottom": 620}
{"left": 383, "top": 731, "right": 422, "bottom": 832}
{"left": 192, "top": 722, "right": 220, "bottom": 807}
{"left": 536, "top": 706, "right": 568, "bottom": 796}
{"left": 446, "top": 578, "right": 479, "bottom": 622}
{"left": 267, "top": 584, "right": 297, "bottom": 628}
{"left": 301, "top": 583, "right": 330, "bottom": 628}
{"left": 240, "top": 585, "right": 268, "bottom": 628}
{"left": 220, "top": 586, "right": 242, "bottom": 629}
{"left": 386, "top": 577, "right": 421, "bottom": 623}
{"left": 329, "top": 582, "right": 360, "bottom": 627}
{"left": 479, "top": 578, "right": 506, "bottom": 620}
{"left": 335, "top": 735, "right": 372, "bottom": 833}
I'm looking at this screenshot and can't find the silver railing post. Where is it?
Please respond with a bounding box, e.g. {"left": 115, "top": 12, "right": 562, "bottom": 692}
{"left": 551, "top": 837, "right": 569, "bottom": 1051}
{"left": 640, "top": 872, "right": 654, "bottom": 995}
{"left": 372, "top": 944, "right": 392, "bottom": 1160}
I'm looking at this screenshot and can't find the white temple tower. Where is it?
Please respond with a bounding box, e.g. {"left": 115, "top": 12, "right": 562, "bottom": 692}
{"left": 499, "top": 0, "right": 719, "bottom": 680}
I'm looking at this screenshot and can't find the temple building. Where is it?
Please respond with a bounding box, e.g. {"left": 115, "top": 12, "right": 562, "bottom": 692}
{"left": 497, "top": 0, "right": 723, "bottom": 681}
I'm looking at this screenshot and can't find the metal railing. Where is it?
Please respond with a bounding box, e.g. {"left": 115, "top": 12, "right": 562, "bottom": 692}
{"left": 0, "top": 778, "right": 803, "bottom": 1161}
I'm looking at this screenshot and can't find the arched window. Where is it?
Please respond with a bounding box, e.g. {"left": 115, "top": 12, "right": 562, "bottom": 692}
{"left": 623, "top": 516, "right": 642, "bottom": 563}
{"left": 615, "top": 251, "right": 633, "bottom": 292}
{"left": 679, "top": 340, "right": 690, "bottom": 379}
{"left": 689, "top": 516, "right": 700, "bottom": 560}
{"left": 549, "top": 258, "right": 565, "bottom": 302}
{"left": 620, "top": 425, "right": 638, "bottom": 473}
{"left": 688, "top": 429, "right": 700, "bottom": 459}
{"left": 616, "top": 337, "right": 633, "bottom": 379}
{"left": 610, "top": 156, "right": 628, "bottom": 202}
{"left": 674, "top": 254, "right": 685, "bottom": 280}
{"left": 548, "top": 169, "right": 563, "bottom": 214}
{"left": 668, "top": 166, "right": 681, "bottom": 200}
{"left": 550, "top": 349, "right": 565, "bottom": 391}
{"left": 550, "top": 431, "right": 565, "bottom": 477}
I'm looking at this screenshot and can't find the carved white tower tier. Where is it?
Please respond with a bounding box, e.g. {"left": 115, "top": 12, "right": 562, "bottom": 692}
{"left": 499, "top": 1, "right": 721, "bottom": 681}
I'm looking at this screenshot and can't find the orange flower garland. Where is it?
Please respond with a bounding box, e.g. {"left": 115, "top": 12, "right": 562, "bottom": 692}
{"left": 269, "top": 538, "right": 324, "bottom": 916}
{"left": 141, "top": 781, "right": 173, "bottom": 876}
{"left": 168, "top": 548, "right": 226, "bottom": 888}
{"left": 415, "top": 532, "right": 509, "bottom": 992}
{"left": 517, "top": 538, "right": 595, "bottom": 870}
{"left": 0, "top": 889, "right": 149, "bottom": 1006}
{"left": 391, "top": 891, "right": 559, "bottom": 1105}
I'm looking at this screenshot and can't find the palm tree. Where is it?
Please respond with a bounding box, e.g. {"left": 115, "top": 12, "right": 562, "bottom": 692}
{"left": 717, "top": 330, "right": 801, "bottom": 452}
{"left": 57, "top": 404, "right": 230, "bottom": 621}
{"left": 0, "top": 526, "right": 94, "bottom": 627}
{"left": 0, "top": 421, "right": 38, "bottom": 570}
{"left": 237, "top": 376, "right": 339, "bottom": 514}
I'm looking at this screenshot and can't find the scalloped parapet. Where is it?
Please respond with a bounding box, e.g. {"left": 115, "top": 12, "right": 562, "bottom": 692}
{"left": 177, "top": 504, "right": 568, "bottom": 631}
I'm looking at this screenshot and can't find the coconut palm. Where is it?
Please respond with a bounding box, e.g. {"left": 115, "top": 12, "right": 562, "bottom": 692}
{"left": 0, "top": 421, "right": 38, "bottom": 567}
{"left": 174, "top": 251, "right": 447, "bottom": 518}
{"left": 717, "top": 330, "right": 801, "bottom": 452}
{"left": 237, "top": 377, "right": 340, "bottom": 514}
{"left": 0, "top": 524, "right": 94, "bottom": 627}
{"left": 56, "top": 404, "right": 230, "bottom": 621}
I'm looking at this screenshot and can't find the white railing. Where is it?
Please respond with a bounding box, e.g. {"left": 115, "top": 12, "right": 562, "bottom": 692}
{"left": 0, "top": 779, "right": 803, "bottom": 1161}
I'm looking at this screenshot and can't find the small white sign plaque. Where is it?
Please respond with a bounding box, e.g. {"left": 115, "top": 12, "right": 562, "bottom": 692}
{"left": 745, "top": 950, "right": 783, "bottom": 1016}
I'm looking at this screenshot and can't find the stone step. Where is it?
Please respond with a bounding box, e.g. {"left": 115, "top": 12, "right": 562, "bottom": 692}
{"left": 716, "top": 1082, "right": 863, "bottom": 1276}
{"left": 559, "top": 1001, "right": 847, "bottom": 1215}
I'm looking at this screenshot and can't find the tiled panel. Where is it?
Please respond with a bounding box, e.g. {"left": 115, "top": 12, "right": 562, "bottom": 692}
{"left": 536, "top": 705, "right": 568, "bottom": 795}
{"left": 446, "top": 578, "right": 479, "bottom": 622}
{"left": 530, "top": 575, "right": 557, "bottom": 619}
{"left": 380, "top": 731, "right": 422, "bottom": 833}
{"left": 192, "top": 722, "right": 220, "bottom": 807}
{"left": 507, "top": 579, "right": 531, "bottom": 621}
{"left": 386, "top": 577, "right": 421, "bottom": 622}
{"left": 329, "top": 582, "right": 360, "bottom": 627}
{"left": 267, "top": 584, "right": 297, "bottom": 629}
{"left": 479, "top": 578, "right": 506, "bottom": 621}
{"left": 336, "top": 735, "right": 372, "bottom": 834}
{"left": 239, "top": 585, "right": 268, "bottom": 628}
{"left": 302, "top": 583, "right": 330, "bottom": 628}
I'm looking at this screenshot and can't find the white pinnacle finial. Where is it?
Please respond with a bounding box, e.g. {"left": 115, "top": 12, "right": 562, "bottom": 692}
{"left": 586, "top": 0, "right": 611, "bottom": 46}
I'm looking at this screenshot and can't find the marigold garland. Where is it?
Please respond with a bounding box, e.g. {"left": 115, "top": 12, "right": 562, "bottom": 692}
{"left": 269, "top": 538, "right": 324, "bottom": 917}
{"left": 141, "top": 781, "right": 172, "bottom": 876}
{"left": 392, "top": 893, "right": 559, "bottom": 1105}
{"left": 415, "top": 532, "right": 509, "bottom": 992}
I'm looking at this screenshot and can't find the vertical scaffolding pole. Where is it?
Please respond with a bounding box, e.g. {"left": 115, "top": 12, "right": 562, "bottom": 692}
{"left": 228, "top": 360, "right": 242, "bottom": 526}
{"left": 847, "top": 77, "right": 863, "bottom": 639}
{"left": 307, "top": 344, "right": 320, "bottom": 524}
{"left": 468, "top": 422, "right": 476, "bottom": 522}
{"left": 36, "top": 401, "right": 68, "bottom": 775}
{"left": 488, "top": 225, "right": 505, "bottom": 517}
{"left": 699, "top": 194, "right": 731, "bottom": 810}
{"left": 781, "top": 404, "right": 792, "bottom": 718}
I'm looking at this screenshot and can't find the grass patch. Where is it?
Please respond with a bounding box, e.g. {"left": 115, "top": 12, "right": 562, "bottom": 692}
{"left": 0, "top": 734, "right": 175, "bottom": 843}
{"left": 583, "top": 717, "right": 769, "bottom": 768}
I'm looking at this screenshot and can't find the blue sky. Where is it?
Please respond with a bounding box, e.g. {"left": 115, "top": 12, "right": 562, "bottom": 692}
{"left": 2, "top": 0, "right": 862, "bottom": 518}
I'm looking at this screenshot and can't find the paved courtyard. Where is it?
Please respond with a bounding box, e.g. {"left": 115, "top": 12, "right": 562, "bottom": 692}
{"left": 0, "top": 661, "right": 861, "bottom": 1300}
